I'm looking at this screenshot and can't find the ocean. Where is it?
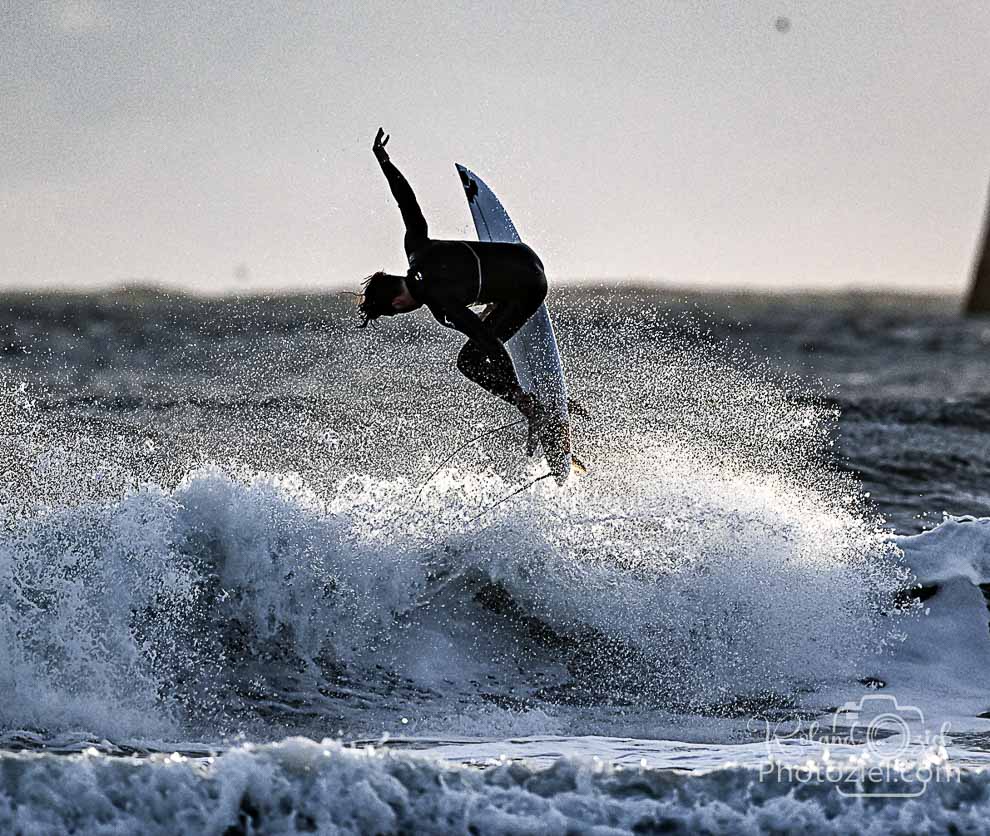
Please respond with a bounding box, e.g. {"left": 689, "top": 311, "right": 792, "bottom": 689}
{"left": 2, "top": 285, "right": 990, "bottom": 833}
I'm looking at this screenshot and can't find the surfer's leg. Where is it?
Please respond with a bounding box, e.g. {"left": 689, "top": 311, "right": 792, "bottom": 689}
{"left": 455, "top": 262, "right": 547, "bottom": 404}
{"left": 486, "top": 269, "right": 548, "bottom": 453}
{"left": 456, "top": 335, "right": 518, "bottom": 404}
{"left": 485, "top": 267, "right": 547, "bottom": 342}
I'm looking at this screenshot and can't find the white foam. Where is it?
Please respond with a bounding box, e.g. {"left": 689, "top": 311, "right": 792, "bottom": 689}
{"left": 0, "top": 450, "right": 909, "bottom": 741}
{"left": 861, "top": 517, "right": 990, "bottom": 727}
{"left": 1, "top": 738, "right": 988, "bottom": 835}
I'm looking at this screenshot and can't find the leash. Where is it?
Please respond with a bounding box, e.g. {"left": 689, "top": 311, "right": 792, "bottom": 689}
{"left": 465, "top": 471, "right": 554, "bottom": 525}
{"left": 413, "top": 417, "right": 525, "bottom": 505}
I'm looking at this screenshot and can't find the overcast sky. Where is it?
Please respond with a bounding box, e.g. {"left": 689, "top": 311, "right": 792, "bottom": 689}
{"left": 2, "top": 1, "right": 989, "bottom": 293}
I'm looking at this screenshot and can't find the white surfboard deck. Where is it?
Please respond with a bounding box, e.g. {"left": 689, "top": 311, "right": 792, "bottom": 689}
{"left": 455, "top": 164, "right": 574, "bottom": 485}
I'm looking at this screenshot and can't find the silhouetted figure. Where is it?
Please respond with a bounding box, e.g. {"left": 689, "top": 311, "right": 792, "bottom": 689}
{"left": 359, "top": 128, "right": 546, "bottom": 424}
{"left": 965, "top": 179, "right": 990, "bottom": 315}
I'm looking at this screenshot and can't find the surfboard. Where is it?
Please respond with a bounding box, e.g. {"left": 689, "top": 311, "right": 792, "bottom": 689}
{"left": 455, "top": 164, "right": 576, "bottom": 485}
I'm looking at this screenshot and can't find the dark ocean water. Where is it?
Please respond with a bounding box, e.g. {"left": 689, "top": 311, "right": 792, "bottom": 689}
{"left": 5, "top": 287, "right": 984, "bottom": 528}
{"left": 1, "top": 286, "right": 989, "bottom": 833}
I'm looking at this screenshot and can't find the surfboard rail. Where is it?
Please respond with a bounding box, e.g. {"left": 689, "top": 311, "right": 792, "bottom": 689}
{"left": 454, "top": 163, "right": 576, "bottom": 485}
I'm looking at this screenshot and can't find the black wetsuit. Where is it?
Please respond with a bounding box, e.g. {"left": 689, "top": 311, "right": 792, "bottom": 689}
{"left": 377, "top": 152, "right": 547, "bottom": 404}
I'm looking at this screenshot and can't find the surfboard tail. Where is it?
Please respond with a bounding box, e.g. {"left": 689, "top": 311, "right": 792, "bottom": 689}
{"left": 571, "top": 454, "right": 589, "bottom": 477}
{"left": 538, "top": 416, "right": 574, "bottom": 486}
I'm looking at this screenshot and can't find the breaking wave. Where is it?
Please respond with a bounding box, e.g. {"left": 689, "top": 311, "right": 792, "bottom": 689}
{"left": 0, "top": 447, "right": 905, "bottom": 741}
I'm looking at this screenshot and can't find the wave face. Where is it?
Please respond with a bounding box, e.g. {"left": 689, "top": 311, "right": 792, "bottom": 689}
{"left": 0, "top": 297, "right": 914, "bottom": 742}
{"left": 0, "top": 449, "right": 905, "bottom": 741}
{"left": 0, "top": 739, "right": 984, "bottom": 836}
{"left": 0, "top": 465, "right": 429, "bottom": 739}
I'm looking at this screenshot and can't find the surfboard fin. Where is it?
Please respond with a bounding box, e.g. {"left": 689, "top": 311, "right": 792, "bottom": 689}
{"left": 571, "top": 454, "right": 589, "bottom": 476}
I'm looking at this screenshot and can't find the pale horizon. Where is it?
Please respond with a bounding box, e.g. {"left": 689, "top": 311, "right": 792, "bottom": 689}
{"left": 3, "top": 1, "right": 989, "bottom": 295}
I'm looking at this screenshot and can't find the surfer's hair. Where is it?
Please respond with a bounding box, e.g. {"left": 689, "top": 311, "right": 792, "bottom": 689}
{"left": 358, "top": 271, "right": 405, "bottom": 327}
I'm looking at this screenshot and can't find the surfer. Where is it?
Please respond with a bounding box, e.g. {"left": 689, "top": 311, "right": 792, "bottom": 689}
{"left": 359, "top": 128, "right": 546, "bottom": 431}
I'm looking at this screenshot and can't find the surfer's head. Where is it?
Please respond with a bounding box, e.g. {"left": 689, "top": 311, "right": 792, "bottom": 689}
{"left": 358, "top": 271, "right": 414, "bottom": 326}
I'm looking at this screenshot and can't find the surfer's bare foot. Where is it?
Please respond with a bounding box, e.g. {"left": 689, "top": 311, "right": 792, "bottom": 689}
{"left": 515, "top": 392, "right": 537, "bottom": 422}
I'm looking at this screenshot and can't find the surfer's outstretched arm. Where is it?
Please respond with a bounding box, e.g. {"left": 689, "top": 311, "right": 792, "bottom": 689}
{"left": 373, "top": 128, "right": 428, "bottom": 254}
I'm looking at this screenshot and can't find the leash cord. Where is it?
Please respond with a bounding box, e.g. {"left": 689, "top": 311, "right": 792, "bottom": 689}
{"left": 413, "top": 417, "right": 526, "bottom": 505}
{"left": 465, "top": 471, "right": 554, "bottom": 525}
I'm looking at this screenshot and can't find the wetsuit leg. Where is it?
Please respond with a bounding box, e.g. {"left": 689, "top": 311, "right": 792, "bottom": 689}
{"left": 456, "top": 341, "right": 515, "bottom": 402}
{"left": 456, "top": 269, "right": 548, "bottom": 402}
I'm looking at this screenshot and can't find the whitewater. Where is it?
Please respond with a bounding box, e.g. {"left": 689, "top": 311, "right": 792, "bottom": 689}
{"left": 2, "top": 287, "right": 990, "bottom": 833}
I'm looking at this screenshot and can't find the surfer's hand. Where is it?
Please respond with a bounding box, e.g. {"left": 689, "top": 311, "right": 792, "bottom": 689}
{"left": 373, "top": 128, "right": 390, "bottom": 161}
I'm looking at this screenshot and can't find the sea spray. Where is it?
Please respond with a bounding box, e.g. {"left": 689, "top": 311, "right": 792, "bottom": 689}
{"left": 0, "top": 456, "right": 907, "bottom": 739}
{"left": 0, "top": 299, "right": 911, "bottom": 741}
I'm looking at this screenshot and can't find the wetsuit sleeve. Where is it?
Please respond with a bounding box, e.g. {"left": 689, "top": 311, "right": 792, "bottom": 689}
{"left": 443, "top": 306, "right": 522, "bottom": 398}
{"left": 376, "top": 153, "right": 429, "bottom": 255}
